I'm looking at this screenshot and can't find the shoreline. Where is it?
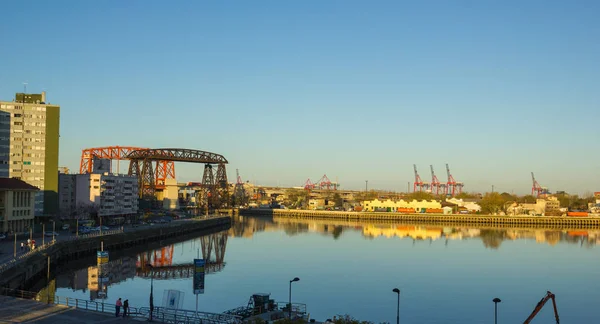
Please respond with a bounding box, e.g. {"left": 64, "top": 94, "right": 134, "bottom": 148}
{"left": 239, "top": 209, "right": 600, "bottom": 229}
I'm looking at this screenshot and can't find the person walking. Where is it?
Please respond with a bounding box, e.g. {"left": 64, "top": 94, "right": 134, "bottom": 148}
{"left": 123, "top": 299, "right": 129, "bottom": 317}
{"left": 115, "top": 298, "right": 122, "bottom": 317}
{"left": 20, "top": 242, "right": 24, "bottom": 251}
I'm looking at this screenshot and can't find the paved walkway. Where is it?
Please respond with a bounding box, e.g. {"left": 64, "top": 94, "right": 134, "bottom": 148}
{"left": 0, "top": 296, "right": 141, "bottom": 323}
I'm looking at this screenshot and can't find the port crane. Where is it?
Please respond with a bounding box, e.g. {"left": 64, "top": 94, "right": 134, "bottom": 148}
{"left": 445, "top": 163, "right": 463, "bottom": 196}
{"left": 413, "top": 164, "right": 430, "bottom": 192}
{"left": 531, "top": 172, "right": 549, "bottom": 197}
{"left": 430, "top": 165, "right": 446, "bottom": 195}
{"left": 233, "top": 169, "right": 247, "bottom": 206}
{"left": 523, "top": 291, "right": 560, "bottom": 324}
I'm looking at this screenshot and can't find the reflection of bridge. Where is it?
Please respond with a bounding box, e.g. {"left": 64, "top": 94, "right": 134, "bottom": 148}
{"left": 136, "top": 232, "right": 228, "bottom": 280}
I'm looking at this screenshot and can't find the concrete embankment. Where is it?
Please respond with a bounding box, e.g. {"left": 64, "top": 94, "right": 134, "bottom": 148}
{"left": 239, "top": 209, "right": 600, "bottom": 229}
{"left": 0, "top": 217, "right": 231, "bottom": 290}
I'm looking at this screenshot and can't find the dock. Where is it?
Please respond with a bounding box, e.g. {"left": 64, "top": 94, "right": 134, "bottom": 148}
{"left": 240, "top": 209, "right": 600, "bottom": 229}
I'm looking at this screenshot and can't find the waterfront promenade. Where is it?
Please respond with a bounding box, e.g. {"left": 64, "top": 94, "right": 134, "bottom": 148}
{"left": 0, "top": 295, "right": 139, "bottom": 323}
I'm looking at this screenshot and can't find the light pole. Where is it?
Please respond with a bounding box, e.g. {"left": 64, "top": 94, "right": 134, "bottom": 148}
{"left": 52, "top": 221, "right": 55, "bottom": 242}
{"left": 365, "top": 180, "right": 368, "bottom": 193}
{"left": 42, "top": 223, "right": 45, "bottom": 246}
{"left": 493, "top": 297, "right": 501, "bottom": 324}
{"left": 147, "top": 264, "right": 154, "bottom": 321}
{"left": 392, "top": 288, "right": 400, "bottom": 324}
{"left": 289, "top": 277, "right": 300, "bottom": 319}
{"left": 13, "top": 233, "right": 17, "bottom": 258}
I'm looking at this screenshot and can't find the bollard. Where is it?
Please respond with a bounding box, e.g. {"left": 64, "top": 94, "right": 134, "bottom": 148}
{"left": 66, "top": 297, "right": 69, "bottom": 306}
{"left": 76, "top": 299, "right": 78, "bottom": 308}
{"left": 86, "top": 300, "right": 88, "bottom": 310}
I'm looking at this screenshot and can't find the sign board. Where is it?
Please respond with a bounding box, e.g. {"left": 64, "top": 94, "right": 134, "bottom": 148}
{"left": 193, "top": 259, "right": 205, "bottom": 295}
{"left": 97, "top": 251, "right": 109, "bottom": 265}
{"left": 99, "top": 276, "right": 109, "bottom": 283}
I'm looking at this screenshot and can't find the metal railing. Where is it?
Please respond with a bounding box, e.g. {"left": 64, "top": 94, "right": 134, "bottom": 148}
{"left": 0, "top": 229, "right": 124, "bottom": 275}
{"left": 140, "top": 306, "right": 242, "bottom": 324}
{"left": 54, "top": 295, "right": 143, "bottom": 319}
{"left": 0, "top": 287, "right": 40, "bottom": 300}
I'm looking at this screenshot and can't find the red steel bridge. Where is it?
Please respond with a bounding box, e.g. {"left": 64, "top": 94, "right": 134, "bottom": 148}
{"left": 136, "top": 232, "right": 228, "bottom": 279}
{"left": 79, "top": 146, "right": 229, "bottom": 208}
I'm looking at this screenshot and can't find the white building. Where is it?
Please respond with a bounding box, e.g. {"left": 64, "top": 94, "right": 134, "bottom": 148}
{"left": 0, "top": 178, "right": 38, "bottom": 233}
{"left": 59, "top": 172, "right": 138, "bottom": 219}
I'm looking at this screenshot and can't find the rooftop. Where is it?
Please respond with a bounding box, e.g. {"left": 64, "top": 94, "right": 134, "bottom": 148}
{"left": 0, "top": 178, "right": 39, "bottom": 191}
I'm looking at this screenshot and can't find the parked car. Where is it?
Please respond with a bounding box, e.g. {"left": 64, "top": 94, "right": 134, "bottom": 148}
{"left": 44, "top": 231, "right": 59, "bottom": 237}
{"left": 0, "top": 234, "right": 6, "bottom": 240}
{"left": 61, "top": 224, "right": 70, "bottom": 231}
{"left": 91, "top": 226, "right": 110, "bottom": 231}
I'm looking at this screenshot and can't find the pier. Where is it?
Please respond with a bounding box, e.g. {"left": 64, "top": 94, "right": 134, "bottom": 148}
{"left": 240, "top": 209, "right": 600, "bottom": 230}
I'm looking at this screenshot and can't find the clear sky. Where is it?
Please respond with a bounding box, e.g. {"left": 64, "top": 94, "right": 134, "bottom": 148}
{"left": 1, "top": 0, "right": 598, "bottom": 194}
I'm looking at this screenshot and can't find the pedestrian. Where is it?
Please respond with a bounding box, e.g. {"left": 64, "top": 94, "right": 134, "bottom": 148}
{"left": 123, "top": 299, "right": 129, "bottom": 317}
{"left": 115, "top": 298, "right": 122, "bottom": 317}
{"left": 20, "top": 242, "right": 24, "bottom": 251}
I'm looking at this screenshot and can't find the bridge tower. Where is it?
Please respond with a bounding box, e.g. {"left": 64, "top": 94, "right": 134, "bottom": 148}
{"left": 233, "top": 169, "right": 247, "bottom": 207}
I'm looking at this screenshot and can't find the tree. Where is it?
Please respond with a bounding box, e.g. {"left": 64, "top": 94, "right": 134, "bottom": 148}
{"left": 518, "top": 195, "right": 536, "bottom": 203}
{"left": 479, "top": 192, "right": 505, "bottom": 214}
{"left": 405, "top": 191, "right": 435, "bottom": 201}
{"left": 455, "top": 192, "right": 478, "bottom": 199}
{"left": 333, "top": 193, "right": 343, "bottom": 207}
{"left": 284, "top": 189, "right": 309, "bottom": 209}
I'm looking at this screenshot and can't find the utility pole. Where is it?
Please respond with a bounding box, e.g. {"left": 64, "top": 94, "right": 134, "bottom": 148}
{"left": 365, "top": 180, "right": 368, "bottom": 193}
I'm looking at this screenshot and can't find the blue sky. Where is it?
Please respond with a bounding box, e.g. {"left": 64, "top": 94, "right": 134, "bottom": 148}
{"left": 1, "top": 0, "right": 598, "bottom": 194}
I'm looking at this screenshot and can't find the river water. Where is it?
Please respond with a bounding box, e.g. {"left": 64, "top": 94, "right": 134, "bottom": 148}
{"left": 45, "top": 215, "right": 599, "bottom": 323}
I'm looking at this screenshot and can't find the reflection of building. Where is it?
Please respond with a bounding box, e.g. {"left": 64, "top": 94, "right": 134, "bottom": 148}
{"left": 363, "top": 225, "right": 443, "bottom": 240}
{"left": 89, "top": 257, "right": 137, "bottom": 301}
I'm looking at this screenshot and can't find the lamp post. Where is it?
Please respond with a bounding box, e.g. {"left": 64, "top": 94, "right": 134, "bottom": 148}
{"left": 493, "top": 297, "right": 501, "bottom": 324}
{"left": 147, "top": 264, "right": 154, "bottom": 321}
{"left": 13, "top": 233, "right": 17, "bottom": 258}
{"left": 42, "top": 223, "right": 45, "bottom": 246}
{"left": 392, "top": 288, "right": 400, "bottom": 324}
{"left": 52, "top": 221, "right": 55, "bottom": 242}
{"left": 289, "top": 277, "right": 300, "bottom": 319}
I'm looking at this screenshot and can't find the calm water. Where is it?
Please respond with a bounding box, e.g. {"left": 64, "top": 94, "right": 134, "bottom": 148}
{"left": 47, "top": 215, "right": 599, "bottom": 323}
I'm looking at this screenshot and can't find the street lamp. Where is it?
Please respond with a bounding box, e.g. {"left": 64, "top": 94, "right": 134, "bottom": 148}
{"left": 289, "top": 277, "right": 300, "bottom": 319}
{"left": 493, "top": 297, "right": 501, "bottom": 324}
{"left": 52, "top": 221, "right": 55, "bottom": 242}
{"left": 147, "top": 264, "right": 155, "bottom": 321}
{"left": 392, "top": 288, "right": 400, "bottom": 324}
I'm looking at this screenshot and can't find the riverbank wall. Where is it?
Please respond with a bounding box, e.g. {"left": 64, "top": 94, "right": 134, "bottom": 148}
{"left": 0, "top": 217, "right": 230, "bottom": 290}
{"left": 239, "top": 209, "right": 600, "bottom": 229}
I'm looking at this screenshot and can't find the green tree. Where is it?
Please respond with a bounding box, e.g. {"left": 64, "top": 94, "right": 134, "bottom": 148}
{"left": 479, "top": 192, "right": 505, "bottom": 214}
{"left": 333, "top": 193, "right": 344, "bottom": 207}
{"left": 405, "top": 191, "right": 435, "bottom": 201}
{"left": 455, "top": 192, "right": 478, "bottom": 199}
{"left": 284, "top": 189, "right": 309, "bottom": 209}
{"left": 518, "top": 195, "right": 536, "bottom": 203}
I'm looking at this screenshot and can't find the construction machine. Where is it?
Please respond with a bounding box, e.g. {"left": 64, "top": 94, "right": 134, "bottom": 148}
{"left": 523, "top": 291, "right": 559, "bottom": 323}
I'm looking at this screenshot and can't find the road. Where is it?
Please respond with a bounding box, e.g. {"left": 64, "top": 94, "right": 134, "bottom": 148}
{"left": 0, "top": 219, "right": 204, "bottom": 269}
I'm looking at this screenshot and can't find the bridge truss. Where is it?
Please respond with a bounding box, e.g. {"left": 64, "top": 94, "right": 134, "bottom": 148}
{"left": 127, "top": 148, "right": 229, "bottom": 208}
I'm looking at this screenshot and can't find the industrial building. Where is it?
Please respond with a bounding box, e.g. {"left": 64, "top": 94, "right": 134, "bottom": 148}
{"left": 59, "top": 167, "right": 138, "bottom": 220}
{"left": 362, "top": 199, "right": 443, "bottom": 212}
{"left": 0, "top": 177, "right": 38, "bottom": 233}
{"left": 0, "top": 92, "right": 60, "bottom": 217}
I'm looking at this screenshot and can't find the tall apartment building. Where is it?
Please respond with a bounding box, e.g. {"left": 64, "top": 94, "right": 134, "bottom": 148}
{"left": 0, "top": 92, "right": 60, "bottom": 217}
{"left": 59, "top": 172, "right": 139, "bottom": 220}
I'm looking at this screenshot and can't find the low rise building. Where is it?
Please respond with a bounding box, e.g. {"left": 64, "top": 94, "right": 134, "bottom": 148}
{"left": 362, "top": 199, "right": 442, "bottom": 212}
{"left": 0, "top": 178, "right": 38, "bottom": 233}
{"left": 446, "top": 198, "right": 482, "bottom": 213}
{"left": 58, "top": 172, "right": 138, "bottom": 220}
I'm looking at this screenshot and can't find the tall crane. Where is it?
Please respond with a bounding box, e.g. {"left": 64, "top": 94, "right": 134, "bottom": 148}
{"left": 531, "top": 172, "right": 549, "bottom": 197}
{"left": 430, "top": 165, "right": 446, "bottom": 196}
{"left": 413, "top": 165, "right": 430, "bottom": 192}
{"left": 233, "top": 169, "right": 247, "bottom": 206}
{"left": 523, "top": 291, "right": 559, "bottom": 324}
{"left": 445, "top": 163, "right": 464, "bottom": 197}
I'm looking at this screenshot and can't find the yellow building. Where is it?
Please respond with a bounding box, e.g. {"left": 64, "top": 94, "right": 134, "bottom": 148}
{"left": 0, "top": 177, "right": 38, "bottom": 233}
{"left": 362, "top": 198, "right": 441, "bottom": 212}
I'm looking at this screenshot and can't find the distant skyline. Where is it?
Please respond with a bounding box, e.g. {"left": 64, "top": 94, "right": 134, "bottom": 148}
{"left": 1, "top": 1, "right": 598, "bottom": 194}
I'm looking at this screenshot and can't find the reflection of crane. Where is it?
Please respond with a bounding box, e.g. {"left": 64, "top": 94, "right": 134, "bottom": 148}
{"left": 523, "top": 291, "right": 560, "bottom": 324}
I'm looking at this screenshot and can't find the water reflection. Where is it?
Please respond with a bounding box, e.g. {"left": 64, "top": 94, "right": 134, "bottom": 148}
{"left": 231, "top": 215, "right": 599, "bottom": 249}
{"left": 53, "top": 231, "right": 229, "bottom": 302}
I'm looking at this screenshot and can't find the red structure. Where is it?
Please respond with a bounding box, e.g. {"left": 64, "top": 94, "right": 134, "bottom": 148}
{"left": 304, "top": 178, "right": 315, "bottom": 190}
{"left": 79, "top": 146, "right": 176, "bottom": 190}
{"left": 430, "top": 165, "right": 446, "bottom": 195}
{"left": 316, "top": 174, "right": 337, "bottom": 190}
{"left": 445, "top": 163, "right": 464, "bottom": 196}
{"left": 531, "top": 172, "right": 549, "bottom": 197}
{"left": 413, "top": 164, "right": 430, "bottom": 192}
